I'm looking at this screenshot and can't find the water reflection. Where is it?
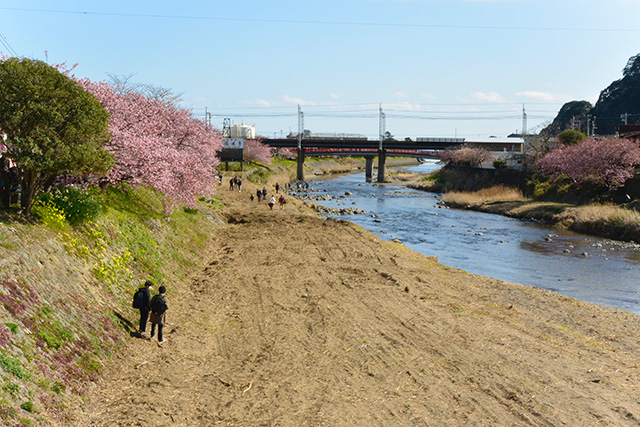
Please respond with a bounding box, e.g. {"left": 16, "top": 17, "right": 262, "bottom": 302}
{"left": 305, "top": 163, "right": 640, "bottom": 315}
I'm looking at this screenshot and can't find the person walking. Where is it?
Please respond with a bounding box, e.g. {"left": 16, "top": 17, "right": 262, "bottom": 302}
{"left": 278, "top": 195, "right": 286, "bottom": 210}
{"left": 149, "top": 286, "right": 168, "bottom": 343}
{"left": 237, "top": 178, "right": 242, "bottom": 192}
{"left": 275, "top": 183, "right": 280, "bottom": 194}
{"left": 268, "top": 195, "right": 276, "bottom": 210}
{"left": 134, "top": 280, "right": 153, "bottom": 335}
{"left": 257, "top": 188, "right": 262, "bottom": 202}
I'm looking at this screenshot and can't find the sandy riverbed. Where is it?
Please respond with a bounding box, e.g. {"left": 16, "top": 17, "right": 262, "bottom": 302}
{"left": 71, "top": 179, "right": 640, "bottom": 426}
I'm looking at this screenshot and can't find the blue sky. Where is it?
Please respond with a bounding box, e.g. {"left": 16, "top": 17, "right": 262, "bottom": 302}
{"left": 1, "top": 0, "right": 639, "bottom": 139}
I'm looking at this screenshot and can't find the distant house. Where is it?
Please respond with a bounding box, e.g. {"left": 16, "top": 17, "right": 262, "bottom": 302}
{"left": 465, "top": 136, "right": 525, "bottom": 169}
{"left": 619, "top": 125, "right": 640, "bottom": 140}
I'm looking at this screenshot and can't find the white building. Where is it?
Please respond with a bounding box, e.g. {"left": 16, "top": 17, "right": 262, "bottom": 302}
{"left": 464, "top": 136, "right": 525, "bottom": 169}
{"left": 230, "top": 124, "right": 256, "bottom": 139}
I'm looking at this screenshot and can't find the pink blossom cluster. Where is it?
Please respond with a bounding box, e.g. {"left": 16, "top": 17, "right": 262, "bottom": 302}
{"left": 440, "top": 147, "right": 493, "bottom": 168}
{"left": 76, "top": 79, "right": 222, "bottom": 210}
{"left": 243, "top": 138, "right": 272, "bottom": 164}
{"left": 536, "top": 138, "right": 640, "bottom": 189}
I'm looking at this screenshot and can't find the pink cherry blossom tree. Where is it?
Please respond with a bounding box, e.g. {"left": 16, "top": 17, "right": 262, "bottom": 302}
{"left": 536, "top": 137, "right": 640, "bottom": 189}
{"left": 77, "top": 79, "right": 222, "bottom": 211}
{"left": 243, "top": 138, "right": 272, "bottom": 165}
{"left": 439, "top": 147, "right": 493, "bottom": 168}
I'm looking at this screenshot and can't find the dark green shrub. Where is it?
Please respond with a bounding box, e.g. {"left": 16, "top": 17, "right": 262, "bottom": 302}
{"left": 493, "top": 159, "right": 507, "bottom": 169}
{"left": 38, "top": 186, "right": 103, "bottom": 225}
{"left": 20, "top": 401, "right": 34, "bottom": 413}
{"left": 558, "top": 129, "right": 587, "bottom": 145}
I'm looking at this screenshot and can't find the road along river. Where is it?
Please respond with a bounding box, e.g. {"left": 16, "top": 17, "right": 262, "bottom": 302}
{"left": 295, "top": 162, "right": 640, "bottom": 315}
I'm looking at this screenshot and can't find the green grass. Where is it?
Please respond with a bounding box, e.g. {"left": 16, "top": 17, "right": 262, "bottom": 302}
{"left": 0, "top": 181, "right": 232, "bottom": 424}
{"left": 247, "top": 168, "right": 271, "bottom": 183}
{"left": 0, "top": 352, "right": 28, "bottom": 380}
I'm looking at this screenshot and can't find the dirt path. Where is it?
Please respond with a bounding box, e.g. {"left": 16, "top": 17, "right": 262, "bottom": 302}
{"left": 71, "top": 182, "right": 640, "bottom": 426}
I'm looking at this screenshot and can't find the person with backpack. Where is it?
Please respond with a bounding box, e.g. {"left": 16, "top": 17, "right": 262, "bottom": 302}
{"left": 149, "top": 286, "right": 168, "bottom": 343}
{"left": 133, "top": 280, "right": 153, "bottom": 335}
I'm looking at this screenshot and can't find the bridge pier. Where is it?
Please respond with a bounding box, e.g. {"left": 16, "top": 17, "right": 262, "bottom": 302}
{"left": 365, "top": 156, "right": 374, "bottom": 182}
{"left": 377, "top": 149, "right": 386, "bottom": 183}
{"left": 297, "top": 148, "right": 305, "bottom": 181}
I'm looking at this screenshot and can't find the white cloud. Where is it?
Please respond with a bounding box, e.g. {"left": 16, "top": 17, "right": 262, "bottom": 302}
{"left": 330, "top": 93, "right": 342, "bottom": 99}
{"left": 468, "top": 91, "right": 505, "bottom": 102}
{"left": 386, "top": 101, "right": 421, "bottom": 111}
{"left": 516, "top": 91, "right": 555, "bottom": 101}
{"left": 420, "top": 92, "right": 436, "bottom": 100}
{"left": 516, "top": 91, "right": 572, "bottom": 102}
{"left": 393, "top": 91, "right": 410, "bottom": 98}
{"left": 240, "top": 99, "right": 272, "bottom": 107}
{"left": 255, "top": 99, "right": 271, "bottom": 107}
{"left": 282, "top": 95, "right": 316, "bottom": 106}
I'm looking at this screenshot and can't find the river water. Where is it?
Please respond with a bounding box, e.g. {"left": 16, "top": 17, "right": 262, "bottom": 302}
{"left": 303, "top": 161, "right": 640, "bottom": 315}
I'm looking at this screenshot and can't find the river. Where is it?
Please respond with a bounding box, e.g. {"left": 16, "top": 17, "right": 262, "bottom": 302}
{"left": 301, "top": 161, "right": 640, "bottom": 315}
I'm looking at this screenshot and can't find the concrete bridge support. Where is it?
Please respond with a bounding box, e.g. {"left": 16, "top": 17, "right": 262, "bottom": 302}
{"left": 297, "top": 148, "right": 305, "bottom": 181}
{"left": 365, "top": 156, "right": 374, "bottom": 182}
{"left": 377, "top": 149, "right": 386, "bottom": 183}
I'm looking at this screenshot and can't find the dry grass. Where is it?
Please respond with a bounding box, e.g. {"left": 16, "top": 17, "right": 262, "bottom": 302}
{"left": 558, "top": 203, "right": 640, "bottom": 240}
{"left": 392, "top": 171, "right": 420, "bottom": 182}
{"left": 443, "top": 185, "right": 524, "bottom": 207}
{"left": 567, "top": 203, "right": 640, "bottom": 224}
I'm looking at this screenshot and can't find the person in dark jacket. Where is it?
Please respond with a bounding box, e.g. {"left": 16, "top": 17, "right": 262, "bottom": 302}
{"left": 149, "top": 286, "right": 168, "bottom": 343}
{"left": 137, "top": 280, "right": 153, "bottom": 335}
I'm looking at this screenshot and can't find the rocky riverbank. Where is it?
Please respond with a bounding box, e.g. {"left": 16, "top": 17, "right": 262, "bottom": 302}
{"left": 392, "top": 169, "right": 640, "bottom": 243}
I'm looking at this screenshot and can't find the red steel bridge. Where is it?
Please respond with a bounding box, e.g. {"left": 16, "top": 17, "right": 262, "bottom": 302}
{"left": 262, "top": 137, "right": 465, "bottom": 182}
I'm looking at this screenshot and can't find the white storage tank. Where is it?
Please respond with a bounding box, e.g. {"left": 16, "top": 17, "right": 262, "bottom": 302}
{"left": 230, "top": 124, "right": 256, "bottom": 139}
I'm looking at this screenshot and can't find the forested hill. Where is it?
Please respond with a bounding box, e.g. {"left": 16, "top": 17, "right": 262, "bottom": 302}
{"left": 542, "top": 53, "right": 640, "bottom": 136}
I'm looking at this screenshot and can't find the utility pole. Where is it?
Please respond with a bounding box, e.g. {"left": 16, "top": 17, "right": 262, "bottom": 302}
{"left": 222, "top": 118, "right": 231, "bottom": 138}
{"left": 377, "top": 104, "right": 386, "bottom": 183}
{"left": 621, "top": 113, "right": 629, "bottom": 125}
{"left": 297, "top": 105, "right": 305, "bottom": 181}
{"left": 586, "top": 115, "right": 591, "bottom": 137}
{"left": 297, "top": 105, "right": 304, "bottom": 150}
{"left": 522, "top": 104, "right": 527, "bottom": 135}
{"left": 379, "top": 104, "right": 386, "bottom": 151}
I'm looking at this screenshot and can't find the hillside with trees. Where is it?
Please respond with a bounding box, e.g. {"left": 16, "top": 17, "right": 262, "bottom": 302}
{"left": 542, "top": 53, "right": 640, "bottom": 136}
{"left": 540, "top": 100, "right": 592, "bottom": 137}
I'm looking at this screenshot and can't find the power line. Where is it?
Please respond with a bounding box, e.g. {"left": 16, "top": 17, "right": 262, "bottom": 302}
{"left": 0, "top": 31, "right": 19, "bottom": 57}
{"left": 1, "top": 7, "right": 639, "bottom": 33}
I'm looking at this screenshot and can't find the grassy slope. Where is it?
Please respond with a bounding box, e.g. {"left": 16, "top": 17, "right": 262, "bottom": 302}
{"left": 0, "top": 186, "right": 226, "bottom": 426}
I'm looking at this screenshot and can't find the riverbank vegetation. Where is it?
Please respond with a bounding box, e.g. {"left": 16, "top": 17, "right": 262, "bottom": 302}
{"left": 1, "top": 53, "right": 639, "bottom": 423}
{"left": 0, "top": 184, "right": 226, "bottom": 426}
{"left": 403, "top": 157, "right": 640, "bottom": 242}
